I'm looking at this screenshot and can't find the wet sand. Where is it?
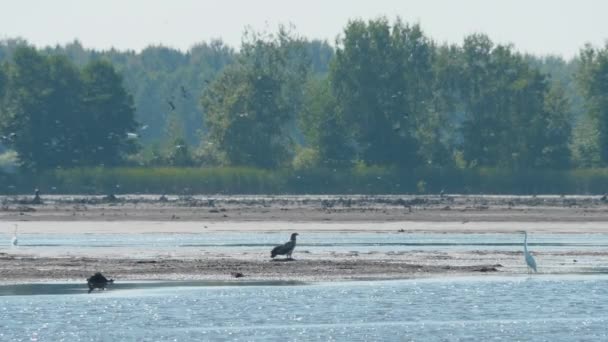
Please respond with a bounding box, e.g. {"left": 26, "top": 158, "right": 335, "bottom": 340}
{"left": 1, "top": 194, "right": 608, "bottom": 284}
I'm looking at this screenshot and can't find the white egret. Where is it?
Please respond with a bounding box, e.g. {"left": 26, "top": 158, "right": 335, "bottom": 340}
{"left": 11, "top": 224, "right": 18, "bottom": 246}
{"left": 520, "top": 231, "right": 537, "bottom": 273}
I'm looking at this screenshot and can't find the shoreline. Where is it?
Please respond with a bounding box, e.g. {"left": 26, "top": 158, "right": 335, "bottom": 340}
{"left": 2, "top": 194, "right": 608, "bottom": 224}
{"left": 2, "top": 194, "right": 608, "bottom": 284}
{"left": 2, "top": 243, "right": 606, "bottom": 284}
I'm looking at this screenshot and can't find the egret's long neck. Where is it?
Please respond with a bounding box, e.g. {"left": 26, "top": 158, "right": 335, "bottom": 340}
{"left": 524, "top": 233, "right": 528, "bottom": 253}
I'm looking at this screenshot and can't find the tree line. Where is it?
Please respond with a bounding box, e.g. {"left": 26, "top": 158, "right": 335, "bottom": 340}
{"left": 1, "top": 18, "right": 608, "bottom": 175}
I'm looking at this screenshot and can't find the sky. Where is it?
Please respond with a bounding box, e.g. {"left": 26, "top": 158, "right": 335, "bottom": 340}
{"left": 0, "top": 0, "right": 606, "bottom": 58}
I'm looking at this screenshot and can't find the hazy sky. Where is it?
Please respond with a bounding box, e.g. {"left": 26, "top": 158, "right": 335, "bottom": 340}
{"left": 0, "top": 0, "right": 606, "bottom": 58}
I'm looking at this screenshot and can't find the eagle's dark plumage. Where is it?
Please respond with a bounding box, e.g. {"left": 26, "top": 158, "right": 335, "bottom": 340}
{"left": 271, "top": 233, "right": 298, "bottom": 259}
{"left": 87, "top": 272, "right": 114, "bottom": 293}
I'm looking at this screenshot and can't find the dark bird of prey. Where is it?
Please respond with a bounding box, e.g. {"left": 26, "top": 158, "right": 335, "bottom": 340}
{"left": 86, "top": 272, "right": 114, "bottom": 293}
{"left": 167, "top": 99, "right": 176, "bottom": 111}
{"left": 271, "top": 233, "right": 299, "bottom": 259}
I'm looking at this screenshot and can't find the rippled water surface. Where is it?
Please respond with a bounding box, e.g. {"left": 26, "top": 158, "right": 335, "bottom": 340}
{"left": 1, "top": 276, "right": 607, "bottom": 341}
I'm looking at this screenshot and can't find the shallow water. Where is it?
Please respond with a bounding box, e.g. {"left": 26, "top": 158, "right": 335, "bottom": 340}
{"left": 2, "top": 232, "right": 608, "bottom": 254}
{"left": 1, "top": 276, "right": 607, "bottom": 341}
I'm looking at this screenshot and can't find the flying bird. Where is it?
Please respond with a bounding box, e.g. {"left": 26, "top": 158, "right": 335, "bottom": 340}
{"left": 167, "top": 99, "right": 176, "bottom": 111}
{"left": 520, "top": 230, "right": 537, "bottom": 274}
{"left": 180, "top": 86, "right": 189, "bottom": 98}
{"left": 271, "top": 233, "right": 299, "bottom": 260}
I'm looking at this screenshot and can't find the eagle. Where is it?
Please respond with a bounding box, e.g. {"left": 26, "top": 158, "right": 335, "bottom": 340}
{"left": 87, "top": 272, "right": 114, "bottom": 293}
{"left": 271, "top": 233, "right": 299, "bottom": 259}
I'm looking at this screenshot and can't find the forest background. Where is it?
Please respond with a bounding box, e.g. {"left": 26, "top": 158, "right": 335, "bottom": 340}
{"left": 1, "top": 18, "right": 608, "bottom": 194}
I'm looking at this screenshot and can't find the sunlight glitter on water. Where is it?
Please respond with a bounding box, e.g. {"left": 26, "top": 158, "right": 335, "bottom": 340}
{"left": 1, "top": 276, "right": 607, "bottom": 341}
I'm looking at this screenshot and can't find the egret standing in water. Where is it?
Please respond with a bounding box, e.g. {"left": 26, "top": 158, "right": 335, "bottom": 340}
{"left": 11, "top": 224, "right": 18, "bottom": 246}
{"left": 520, "top": 231, "right": 537, "bottom": 273}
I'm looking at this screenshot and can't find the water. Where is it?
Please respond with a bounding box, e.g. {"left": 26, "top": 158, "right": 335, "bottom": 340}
{"left": 1, "top": 276, "right": 607, "bottom": 341}
{"left": 2, "top": 232, "right": 608, "bottom": 254}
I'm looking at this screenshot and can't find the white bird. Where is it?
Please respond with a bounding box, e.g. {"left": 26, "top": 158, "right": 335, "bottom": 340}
{"left": 520, "top": 230, "right": 537, "bottom": 273}
{"left": 11, "top": 224, "right": 18, "bottom": 246}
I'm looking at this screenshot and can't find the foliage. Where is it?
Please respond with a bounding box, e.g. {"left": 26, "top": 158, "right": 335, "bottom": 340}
{"left": 456, "top": 35, "right": 571, "bottom": 169}
{"left": 0, "top": 47, "right": 137, "bottom": 171}
{"left": 331, "top": 18, "right": 434, "bottom": 167}
{"left": 201, "top": 27, "right": 310, "bottom": 168}
{"left": 1, "top": 21, "right": 608, "bottom": 193}
{"left": 80, "top": 60, "right": 138, "bottom": 166}
{"left": 577, "top": 43, "right": 608, "bottom": 165}
{"left": 299, "top": 77, "right": 354, "bottom": 167}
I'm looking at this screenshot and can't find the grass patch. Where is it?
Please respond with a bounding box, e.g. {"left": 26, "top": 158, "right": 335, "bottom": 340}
{"left": 3, "top": 166, "right": 608, "bottom": 195}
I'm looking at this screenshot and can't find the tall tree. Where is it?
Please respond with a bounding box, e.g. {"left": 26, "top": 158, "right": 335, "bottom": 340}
{"left": 80, "top": 60, "right": 138, "bottom": 166}
{"left": 577, "top": 43, "right": 608, "bottom": 165}
{"left": 331, "top": 18, "right": 434, "bottom": 167}
{"left": 0, "top": 48, "right": 137, "bottom": 170}
{"left": 458, "top": 34, "right": 570, "bottom": 169}
{"left": 201, "top": 28, "right": 310, "bottom": 168}
{"left": 539, "top": 82, "right": 572, "bottom": 168}
{"left": 300, "top": 77, "right": 354, "bottom": 167}
{"left": 0, "top": 46, "right": 57, "bottom": 170}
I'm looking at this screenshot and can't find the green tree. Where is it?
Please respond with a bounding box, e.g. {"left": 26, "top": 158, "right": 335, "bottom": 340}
{"left": 0, "top": 62, "right": 5, "bottom": 96}
{"left": 300, "top": 77, "right": 354, "bottom": 167}
{"left": 429, "top": 43, "right": 464, "bottom": 167}
{"left": 577, "top": 43, "right": 608, "bottom": 165}
{"left": 201, "top": 28, "right": 310, "bottom": 168}
{"left": 0, "top": 62, "right": 7, "bottom": 152}
{"left": 80, "top": 60, "right": 138, "bottom": 166}
{"left": 0, "top": 48, "right": 138, "bottom": 170}
{"left": 538, "top": 82, "right": 572, "bottom": 168}
{"left": 457, "top": 34, "right": 569, "bottom": 169}
{"left": 331, "top": 18, "right": 434, "bottom": 167}
{"left": 0, "top": 46, "right": 63, "bottom": 170}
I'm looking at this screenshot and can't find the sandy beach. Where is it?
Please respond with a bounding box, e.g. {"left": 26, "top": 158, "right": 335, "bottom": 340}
{"left": 1, "top": 194, "right": 608, "bottom": 284}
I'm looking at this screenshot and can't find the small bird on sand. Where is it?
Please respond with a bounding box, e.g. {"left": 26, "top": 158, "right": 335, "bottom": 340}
{"left": 271, "top": 233, "right": 299, "bottom": 260}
